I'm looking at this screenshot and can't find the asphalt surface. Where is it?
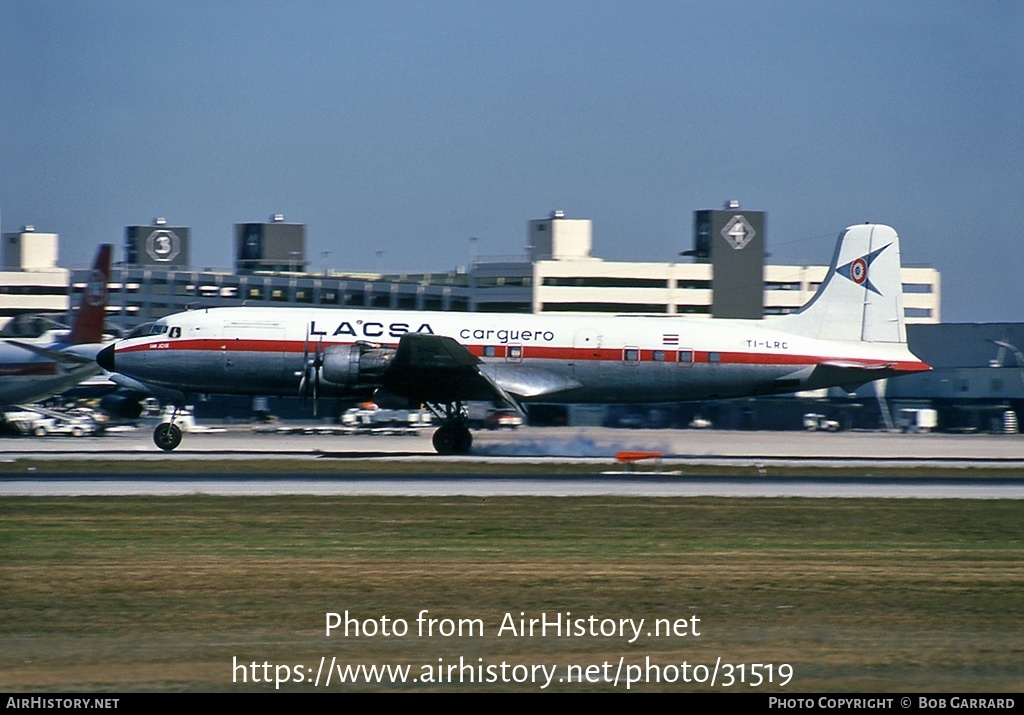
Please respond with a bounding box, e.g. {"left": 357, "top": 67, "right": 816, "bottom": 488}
{"left": 2, "top": 424, "right": 1024, "bottom": 462}
{"left": 2, "top": 425, "right": 1023, "bottom": 497}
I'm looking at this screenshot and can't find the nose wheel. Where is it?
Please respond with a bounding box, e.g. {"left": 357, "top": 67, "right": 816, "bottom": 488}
{"left": 153, "top": 422, "right": 183, "bottom": 451}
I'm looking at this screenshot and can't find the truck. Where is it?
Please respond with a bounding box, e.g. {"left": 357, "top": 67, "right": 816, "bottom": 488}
{"left": 803, "top": 413, "right": 840, "bottom": 432}
{"left": 896, "top": 408, "right": 938, "bottom": 434}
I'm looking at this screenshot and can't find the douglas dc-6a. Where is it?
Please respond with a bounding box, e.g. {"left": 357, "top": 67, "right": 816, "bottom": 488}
{"left": 97, "top": 224, "right": 929, "bottom": 453}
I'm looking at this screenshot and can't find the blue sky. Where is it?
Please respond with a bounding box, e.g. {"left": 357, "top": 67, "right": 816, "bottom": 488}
{"left": 2, "top": 1, "right": 1021, "bottom": 322}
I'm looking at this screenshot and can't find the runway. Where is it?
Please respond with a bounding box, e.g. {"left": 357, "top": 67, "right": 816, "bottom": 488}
{"left": 2, "top": 426, "right": 1022, "bottom": 497}
{"left": 3, "top": 424, "right": 1024, "bottom": 462}
{"left": 2, "top": 473, "right": 1022, "bottom": 498}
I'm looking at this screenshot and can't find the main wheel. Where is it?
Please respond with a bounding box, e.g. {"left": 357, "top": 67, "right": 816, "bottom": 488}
{"left": 153, "top": 422, "right": 183, "bottom": 451}
{"left": 454, "top": 425, "right": 473, "bottom": 454}
{"left": 432, "top": 424, "right": 457, "bottom": 454}
{"left": 432, "top": 424, "right": 473, "bottom": 455}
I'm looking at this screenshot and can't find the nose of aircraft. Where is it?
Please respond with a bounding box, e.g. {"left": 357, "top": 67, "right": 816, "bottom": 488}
{"left": 96, "top": 343, "right": 116, "bottom": 372}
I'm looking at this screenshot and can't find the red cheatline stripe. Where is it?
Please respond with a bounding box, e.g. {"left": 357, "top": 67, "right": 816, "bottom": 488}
{"left": 117, "top": 338, "right": 930, "bottom": 373}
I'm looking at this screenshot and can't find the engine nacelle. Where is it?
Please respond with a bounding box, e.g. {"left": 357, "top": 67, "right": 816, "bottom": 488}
{"left": 99, "top": 391, "right": 147, "bottom": 419}
{"left": 320, "top": 343, "right": 395, "bottom": 388}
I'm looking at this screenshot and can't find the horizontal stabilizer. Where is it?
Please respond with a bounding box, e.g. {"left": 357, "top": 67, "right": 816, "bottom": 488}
{"left": 818, "top": 360, "right": 896, "bottom": 370}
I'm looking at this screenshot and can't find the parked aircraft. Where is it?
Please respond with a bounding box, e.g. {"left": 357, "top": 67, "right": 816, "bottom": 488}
{"left": 0, "top": 244, "right": 112, "bottom": 405}
{"left": 96, "top": 224, "right": 929, "bottom": 453}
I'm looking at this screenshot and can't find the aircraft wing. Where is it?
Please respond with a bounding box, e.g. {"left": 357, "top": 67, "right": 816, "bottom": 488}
{"left": 381, "top": 333, "right": 582, "bottom": 414}
{"left": 382, "top": 333, "right": 515, "bottom": 406}
{"left": 7, "top": 340, "right": 97, "bottom": 366}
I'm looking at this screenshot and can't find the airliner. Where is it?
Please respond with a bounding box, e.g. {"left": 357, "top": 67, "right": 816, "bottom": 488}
{"left": 96, "top": 224, "right": 929, "bottom": 453}
{"left": 0, "top": 244, "right": 112, "bottom": 406}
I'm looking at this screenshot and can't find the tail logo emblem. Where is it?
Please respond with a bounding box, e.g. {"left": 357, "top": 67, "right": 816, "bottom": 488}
{"left": 85, "top": 269, "right": 108, "bottom": 307}
{"left": 838, "top": 243, "right": 891, "bottom": 296}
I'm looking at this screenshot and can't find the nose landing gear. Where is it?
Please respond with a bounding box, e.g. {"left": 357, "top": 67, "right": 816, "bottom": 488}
{"left": 153, "top": 404, "right": 184, "bottom": 451}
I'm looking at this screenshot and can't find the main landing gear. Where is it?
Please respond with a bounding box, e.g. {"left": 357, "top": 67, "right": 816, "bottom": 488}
{"left": 427, "top": 401, "right": 472, "bottom": 455}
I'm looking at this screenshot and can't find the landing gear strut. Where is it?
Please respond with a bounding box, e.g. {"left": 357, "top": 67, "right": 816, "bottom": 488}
{"left": 153, "top": 404, "right": 183, "bottom": 451}
{"left": 427, "top": 401, "right": 472, "bottom": 455}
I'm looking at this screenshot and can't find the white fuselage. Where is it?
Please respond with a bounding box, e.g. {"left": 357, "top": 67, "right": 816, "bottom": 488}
{"left": 107, "top": 306, "right": 927, "bottom": 404}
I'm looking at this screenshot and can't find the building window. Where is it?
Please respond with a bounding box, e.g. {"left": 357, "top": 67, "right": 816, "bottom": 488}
{"left": 541, "top": 277, "right": 668, "bottom": 288}
{"left": 541, "top": 302, "right": 668, "bottom": 313}
{"left": 902, "top": 283, "right": 933, "bottom": 294}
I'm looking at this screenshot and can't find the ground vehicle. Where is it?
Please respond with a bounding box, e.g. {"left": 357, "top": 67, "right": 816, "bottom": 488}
{"left": 896, "top": 408, "right": 938, "bottom": 433}
{"left": 486, "top": 408, "right": 522, "bottom": 430}
{"left": 2, "top": 408, "right": 99, "bottom": 437}
{"left": 803, "top": 413, "right": 840, "bottom": 432}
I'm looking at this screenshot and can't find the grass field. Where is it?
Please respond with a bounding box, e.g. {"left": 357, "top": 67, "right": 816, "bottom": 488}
{"left": 2, "top": 496, "right": 1022, "bottom": 691}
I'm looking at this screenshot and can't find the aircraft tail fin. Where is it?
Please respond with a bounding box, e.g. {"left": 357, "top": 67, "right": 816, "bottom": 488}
{"left": 67, "top": 244, "right": 112, "bottom": 345}
{"left": 777, "top": 224, "right": 907, "bottom": 343}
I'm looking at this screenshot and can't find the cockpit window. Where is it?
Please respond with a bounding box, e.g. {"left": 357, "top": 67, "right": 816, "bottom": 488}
{"left": 149, "top": 324, "right": 169, "bottom": 336}
{"left": 169, "top": 327, "right": 181, "bottom": 338}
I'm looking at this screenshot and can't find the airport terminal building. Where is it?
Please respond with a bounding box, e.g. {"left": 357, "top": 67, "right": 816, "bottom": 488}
{"left": 53, "top": 207, "right": 942, "bottom": 331}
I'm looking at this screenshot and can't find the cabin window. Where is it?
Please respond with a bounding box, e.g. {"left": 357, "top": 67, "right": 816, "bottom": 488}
{"left": 678, "top": 349, "right": 693, "bottom": 365}
{"left": 653, "top": 350, "right": 667, "bottom": 362}
{"left": 507, "top": 345, "right": 522, "bottom": 362}
{"left": 708, "top": 352, "right": 721, "bottom": 363}
{"left": 623, "top": 348, "right": 640, "bottom": 362}
{"left": 483, "top": 346, "right": 497, "bottom": 357}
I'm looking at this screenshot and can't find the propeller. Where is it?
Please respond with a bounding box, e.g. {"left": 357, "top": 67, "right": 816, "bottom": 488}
{"left": 299, "top": 325, "right": 325, "bottom": 416}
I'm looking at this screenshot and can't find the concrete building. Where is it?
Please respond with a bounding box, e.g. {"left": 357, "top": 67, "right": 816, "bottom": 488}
{"left": 125, "top": 218, "right": 191, "bottom": 268}
{"left": 470, "top": 211, "right": 940, "bottom": 322}
{"left": 56, "top": 209, "right": 938, "bottom": 333}
{"left": 236, "top": 215, "right": 306, "bottom": 273}
{"left": 0, "top": 226, "right": 70, "bottom": 334}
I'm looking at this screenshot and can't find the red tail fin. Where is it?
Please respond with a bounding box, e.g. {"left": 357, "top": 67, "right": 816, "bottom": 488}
{"left": 68, "top": 244, "right": 112, "bottom": 345}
